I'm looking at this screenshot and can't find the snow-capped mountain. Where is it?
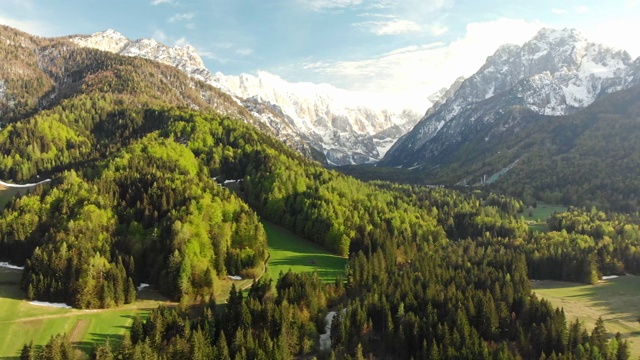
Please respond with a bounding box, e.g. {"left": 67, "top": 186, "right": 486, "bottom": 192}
{"left": 71, "top": 29, "right": 206, "bottom": 77}
{"left": 211, "top": 71, "right": 421, "bottom": 164}
{"left": 381, "top": 28, "right": 640, "bottom": 168}
{"left": 70, "top": 30, "right": 420, "bottom": 165}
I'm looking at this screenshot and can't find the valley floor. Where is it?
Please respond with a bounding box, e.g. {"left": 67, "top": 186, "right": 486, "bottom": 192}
{"left": 0, "top": 267, "right": 173, "bottom": 359}
{"left": 533, "top": 275, "right": 640, "bottom": 357}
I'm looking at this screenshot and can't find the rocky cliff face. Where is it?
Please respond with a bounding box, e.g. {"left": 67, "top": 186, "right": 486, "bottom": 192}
{"left": 381, "top": 28, "right": 640, "bottom": 168}
{"left": 71, "top": 30, "right": 420, "bottom": 165}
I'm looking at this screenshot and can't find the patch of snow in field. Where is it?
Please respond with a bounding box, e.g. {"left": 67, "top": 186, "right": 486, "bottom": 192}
{"left": 228, "top": 275, "right": 242, "bottom": 281}
{"left": 29, "top": 301, "right": 72, "bottom": 309}
{"left": 0, "top": 262, "right": 24, "bottom": 270}
{"left": 601, "top": 275, "right": 619, "bottom": 280}
{"left": 137, "top": 283, "right": 150, "bottom": 291}
{"left": 0, "top": 179, "right": 51, "bottom": 188}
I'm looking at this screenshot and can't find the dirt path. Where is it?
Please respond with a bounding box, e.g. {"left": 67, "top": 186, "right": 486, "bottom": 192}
{"left": 239, "top": 253, "right": 270, "bottom": 292}
{"left": 68, "top": 319, "right": 91, "bottom": 342}
{"left": 0, "top": 302, "right": 175, "bottom": 324}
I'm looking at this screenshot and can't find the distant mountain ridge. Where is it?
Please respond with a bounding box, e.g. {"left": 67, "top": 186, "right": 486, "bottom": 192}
{"left": 381, "top": 28, "right": 640, "bottom": 168}
{"left": 70, "top": 30, "right": 421, "bottom": 165}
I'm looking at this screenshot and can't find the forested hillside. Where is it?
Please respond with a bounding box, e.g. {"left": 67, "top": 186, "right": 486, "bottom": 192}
{"left": 1, "top": 25, "right": 639, "bottom": 359}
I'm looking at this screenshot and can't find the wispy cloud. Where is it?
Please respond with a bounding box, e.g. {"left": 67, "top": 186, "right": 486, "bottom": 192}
{"left": 573, "top": 5, "right": 588, "bottom": 13}
{"left": 174, "top": 37, "right": 190, "bottom": 47}
{"left": 298, "top": 18, "right": 543, "bottom": 111}
{"left": 352, "top": 0, "right": 452, "bottom": 37}
{"left": 168, "top": 13, "right": 195, "bottom": 23}
{"left": 236, "top": 48, "right": 254, "bottom": 56}
{"left": 427, "top": 23, "right": 448, "bottom": 36}
{"left": 152, "top": 29, "right": 168, "bottom": 42}
{"left": 626, "top": 0, "right": 640, "bottom": 8}
{"left": 0, "top": 16, "right": 52, "bottom": 36}
{"left": 297, "top": 0, "right": 363, "bottom": 11}
{"left": 354, "top": 18, "right": 421, "bottom": 35}
{"left": 551, "top": 8, "right": 566, "bottom": 14}
{"left": 196, "top": 42, "right": 254, "bottom": 65}
{"left": 151, "top": 0, "right": 174, "bottom": 5}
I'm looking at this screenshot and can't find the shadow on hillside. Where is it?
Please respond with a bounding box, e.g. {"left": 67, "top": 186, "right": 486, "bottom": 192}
{"left": 0, "top": 269, "right": 26, "bottom": 302}
{"left": 542, "top": 275, "right": 640, "bottom": 340}
{"left": 0, "top": 344, "right": 44, "bottom": 360}
{"left": 74, "top": 332, "right": 125, "bottom": 355}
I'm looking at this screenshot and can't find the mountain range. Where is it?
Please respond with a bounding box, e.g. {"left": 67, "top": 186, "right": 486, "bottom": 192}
{"left": 380, "top": 28, "right": 640, "bottom": 169}
{"left": 70, "top": 30, "right": 422, "bottom": 165}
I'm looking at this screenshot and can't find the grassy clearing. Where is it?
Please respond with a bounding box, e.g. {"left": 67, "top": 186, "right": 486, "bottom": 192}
{"left": 262, "top": 221, "right": 347, "bottom": 283}
{"left": 0, "top": 267, "right": 172, "bottom": 359}
{"left": 524, "top": 201, "right": 567, "bottom": 232}
{"left": 533, "top": 275, "right": 640, "bottom": 357}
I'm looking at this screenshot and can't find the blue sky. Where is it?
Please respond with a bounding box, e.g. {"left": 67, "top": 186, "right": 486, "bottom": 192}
{"left": 1, "top": 0, "right": 639, "bottom": 111}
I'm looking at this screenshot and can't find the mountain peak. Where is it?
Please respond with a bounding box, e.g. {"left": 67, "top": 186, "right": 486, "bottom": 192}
{"left": 380, "top": 27, "right": 640, "bottom": 168}
{"left": 71, "top": 29, "right": 130, "bottom": 53}
{"left": 97, "top": 29, "right": 128, "bottom": 40}
{"left": 71, "top": 30, "right": 206, "bottom": 73}
{"left": 533, "top": 27, "right": 583, "bottom": 42}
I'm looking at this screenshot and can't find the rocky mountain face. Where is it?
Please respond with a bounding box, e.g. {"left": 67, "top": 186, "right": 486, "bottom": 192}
{"left": 0, "top": 25, "right": 253, "bottom": 127}
{"left": 381, "top": 28, "right": 640, "bottom": 168}
{"left": 210, "top": 71, "right": 421, "bottom": 164}
{"left": 70, "top": 30, "right": 420, "bottom": 165}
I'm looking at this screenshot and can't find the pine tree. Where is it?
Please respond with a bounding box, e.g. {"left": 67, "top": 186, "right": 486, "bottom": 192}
{"left": 214, "top": 331, "right": 230, "bottom": 360}
{"left": 20, "top": 341, "right": 35, "bottom": 360}
{"left": 590, "top": 317, "right": 608, "bottom": 353}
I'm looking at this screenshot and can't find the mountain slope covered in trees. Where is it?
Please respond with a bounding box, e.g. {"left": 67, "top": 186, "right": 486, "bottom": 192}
{"left": 381, "top": 82, "right": 640, "bottom": 213}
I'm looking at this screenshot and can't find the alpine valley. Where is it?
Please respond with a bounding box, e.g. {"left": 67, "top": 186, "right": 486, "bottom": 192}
{"left": 4, "top": 22, "right": 640, "bottom": 360}
{"left": 374, "top": 28, "right": 640, "bottom": 211}
{"left": 70, "top": 29, "right": 422, "bottom": 165}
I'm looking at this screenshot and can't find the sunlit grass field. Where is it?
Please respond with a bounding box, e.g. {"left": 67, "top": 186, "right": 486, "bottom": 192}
{"left": 524, "top": 201, "right": 567, "bottom": 232}
{"left": 262, "top": 221, "right": 347, "bottom": 283}
{"left": 533, "top": 275, "right": 640, "bottom": 357}
{"left": 0, "top": 267, "right": 172, "bottom": 359}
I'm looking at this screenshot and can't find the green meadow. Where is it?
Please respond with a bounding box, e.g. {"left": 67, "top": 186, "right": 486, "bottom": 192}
{"left": 533, "top": 275, "right": 640, "bottom": 357}
{"left": 0, "top": 267, "right": 172, "bottom": 358}
{"left": 263, "top": 221, "right": 347, "bottom": 283}
{"left": 524, "top": 201, "right": 567, "bottom": 232}
{"left": 0, "top": 185, "right": 346, "bottom": 357}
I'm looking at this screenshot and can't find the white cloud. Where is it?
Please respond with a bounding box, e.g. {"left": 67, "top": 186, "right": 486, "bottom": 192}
{"left": 580, "top": 17, "right": 640, "bottom": 57}
{"left": 355, "top": 18, "right": 422, "bottom": 35}
{"left": 551, "top": 8, "right": 566, "bottom": 14}
{"left": 300, "top": 18, "right": 543, "bottom": 112}
{"left": 0, "top": 16, "right": 51, "bottom": 36}
{"left": 573, "top": 5, "right": 588, "bottom": 13}
{"left": 151, "top": 0, "right": 174, "bottom": 5}
{"left": 626, "top": 0, "right": 640, "bottom": 8}
{"left": 428, "top": 23, "right": 448, "bottom": 36}
{"left": 174, "top": 37, "right": 190, "bottom": 47}
{"left": 152, "top": 29, "right": 168, "bottom": 42}
{"left": 236, "top": 48, "right": 254, "bottom": 56}
{"left": 168, "top": 13, "right": 195, "bottom": 23}
{"left": 298, "top": 0, "right": 363, "bottom": 11}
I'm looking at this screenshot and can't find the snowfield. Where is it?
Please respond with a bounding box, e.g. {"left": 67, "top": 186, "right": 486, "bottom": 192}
{"left": 28, "top": 301, "right": 73, "bottom": 309}
{"left": 0, "top": 262, "right": 24, "bottom": 270}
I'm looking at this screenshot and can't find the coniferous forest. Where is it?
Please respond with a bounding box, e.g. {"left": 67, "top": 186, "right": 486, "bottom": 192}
{"left": 1, "top": 25, "right": 639, "bottom": 359}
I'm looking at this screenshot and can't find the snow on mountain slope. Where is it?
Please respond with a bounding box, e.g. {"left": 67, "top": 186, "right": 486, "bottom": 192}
{"left": 381, "top": 28, "right": 639, "bottom": 168}
{"left": 211, "top": 71, "right": 422, "bottom": 164}
{"left": 70, "top": 30, "right": 420, "bottom": 165}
